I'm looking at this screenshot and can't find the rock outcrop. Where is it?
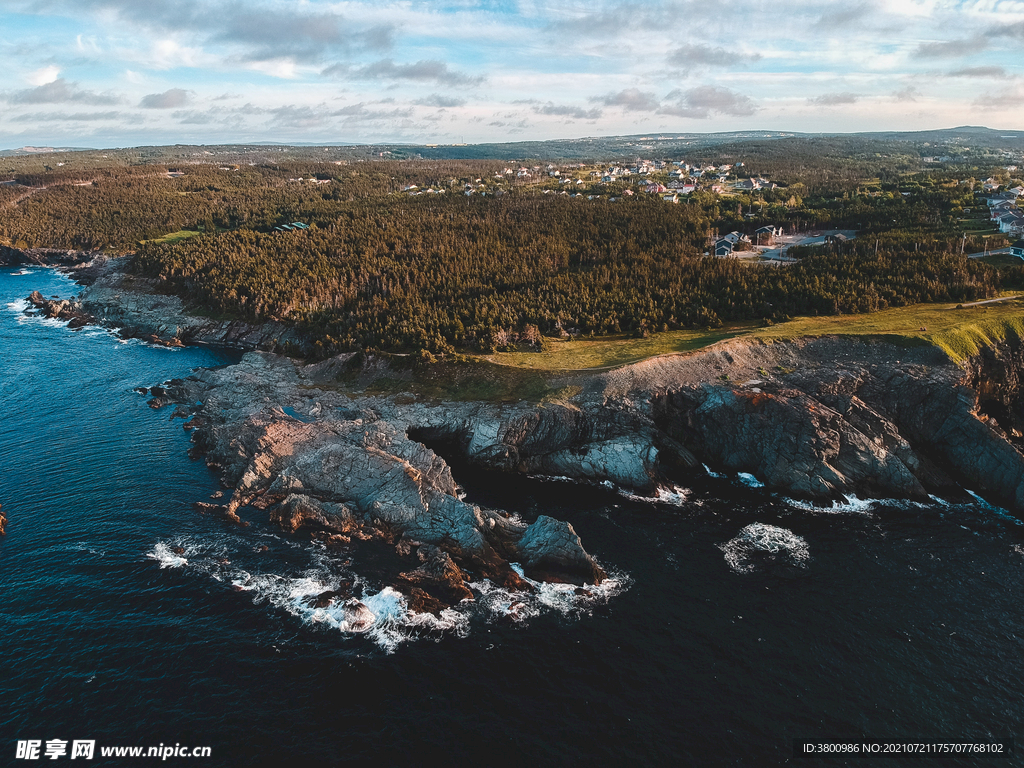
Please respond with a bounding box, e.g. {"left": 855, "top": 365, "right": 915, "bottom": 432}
{"left": 149, "top": 352, "right": 609, "bottom": 611}
{"left": 645, "top": 337, "right": 1024, "bottom": 510}
{"left": 77, "top": 261, "right": 308, "bottom": 351}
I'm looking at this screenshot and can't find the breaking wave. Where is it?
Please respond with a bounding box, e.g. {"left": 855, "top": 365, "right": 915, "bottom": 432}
{"left": 736, "top": 472, "right": 764, "bottom": 488}
{"left": 147, "top": 534, "right": 627, "bottom": 653}
{"left": 783, "top": 494, "right": 876, "bottom": 514}
{"left": 718, "top": 523, "right": 809, "bottom": 574}
{"left": 147, "top": 541, "right": 188, "bottom": 569}
{"left": 618, "top": 483, "right": 691, "bottom": 506}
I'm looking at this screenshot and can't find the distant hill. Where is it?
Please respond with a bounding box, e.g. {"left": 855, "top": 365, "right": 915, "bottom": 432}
{"left": 0, "top": 146, "right": 95, "bottom": 157}
{"left": 2, "top": 126, "right": 1020, "bottom": 163}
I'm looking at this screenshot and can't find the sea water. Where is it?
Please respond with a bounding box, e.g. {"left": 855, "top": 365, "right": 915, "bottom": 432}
{"left": 1, "top": 266, "right": 1021, "bottom": 766}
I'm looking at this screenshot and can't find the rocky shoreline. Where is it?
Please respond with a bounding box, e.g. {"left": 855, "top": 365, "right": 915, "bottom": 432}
{"left": 14, "top": 249, "right": 1024, "bottom": 617}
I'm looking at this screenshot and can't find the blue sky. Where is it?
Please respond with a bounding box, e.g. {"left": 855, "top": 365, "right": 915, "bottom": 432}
{"left": 0, "top": 0, "right": 1022, "bottom": 148}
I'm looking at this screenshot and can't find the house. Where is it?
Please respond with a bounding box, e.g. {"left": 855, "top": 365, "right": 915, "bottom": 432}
{"left": 996, "top": 210, "right": 1024, "bottom": 233}
{"left": 1011, "top": 239, "right": 1024, "bottom": 259}
{"left": 714, "top": 242, "right": 734, "bottom": 257}
{"left": 990, "top": 201, "right": 1015, "bottom": 219}
{"left": 986, "top": 192, "right": 1015, "bottom": 206}
{"left": 825, "top": 233, "right": 849, "bottom": 245}
{"left": 754, "top": 225, "right": 781, "bottom": 244}
{"left": 662, "top": 194, "right": 678, "bottom": 203}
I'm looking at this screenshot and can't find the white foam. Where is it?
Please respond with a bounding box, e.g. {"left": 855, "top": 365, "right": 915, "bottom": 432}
{"left": 468, "top": 564, "right": 628, "bottom": 624}
{"left": 965, "top": 489, "right": 1009, "bottom": 513}
{"left": 963, "top": 489, "right": 1020, "bottom": 524}
{"left": 703, "top": 464, "right": 725, "bottom": 479}
{"left": 618, "top": 483, "right": 691, "bottom": 506}
{"left": 718, "top": 523, "right": 809, "bottom": 574}
{"left": 148, "top": 531, "right": 625, "bottom": 652}
{"left": 6, "top": 299, "right": 29, "bottom": 312}
{"left": 147, "top": 541, "right": 188, "bottom": 569}
{"left": 783, "top": 494, "right": 876, "bottom": 514}
{"left": 737, "top": 472, "right": 765, "bottom": 488}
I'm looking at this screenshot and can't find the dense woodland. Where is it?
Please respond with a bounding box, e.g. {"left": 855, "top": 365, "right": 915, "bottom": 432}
{"left": 2, "top": 139, "right": 1020, "bottom": 356}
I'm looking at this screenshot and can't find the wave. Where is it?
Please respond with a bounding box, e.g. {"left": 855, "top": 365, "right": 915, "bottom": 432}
{"left": 617, "top": 483, "right": 691, "bottom": 506}
{"left": 147, "top": 534, "right": 627, "bottom": 653}
{"left": 469, "top": 563, "right": 629, "bottom": 624}
{"left": 736, "top": 472, "right": 764, "bottom": 488}
{"left": 783, "top": 494, "right": 876, "bottom": 514}
{"left": 718, "top": 523, "right": 809, "bottom": 574}
{"left": 147, "top": 541, "right": 188, "bottom": 569}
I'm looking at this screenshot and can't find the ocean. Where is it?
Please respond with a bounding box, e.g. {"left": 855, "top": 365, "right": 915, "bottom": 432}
{"left": 1, "top": 266, "right": 1020, "bottom": 766}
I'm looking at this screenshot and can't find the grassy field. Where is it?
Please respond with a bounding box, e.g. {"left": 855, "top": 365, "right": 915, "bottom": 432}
{"left": 485, "top": 325, "right": 757, "bottom": 371}
{"left": 481, "top": 297, "right": 1024, "bottom": 370}
{"left": 753, "top": 296, "right": 1024, "bottom": 363}
{"left": 140, "top": 229, "right": 202, "bottom": 245}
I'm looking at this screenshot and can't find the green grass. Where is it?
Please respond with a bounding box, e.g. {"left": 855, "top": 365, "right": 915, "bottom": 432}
{"left": 478, "top": 298, "right": 1024, "bottom": 371}
{"left": 141, "top": 229, "right": 202, "bottom": 245}
{"left": 483, "top": 325, "right": 756, "bottom": 371}
{"left": 327, "top": 354, "right": 555, "bottom": 403}
{"left": 752, "top": 296, "right": 1024, "bottom": 363}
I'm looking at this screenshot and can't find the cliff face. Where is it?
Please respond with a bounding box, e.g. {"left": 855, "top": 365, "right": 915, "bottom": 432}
{"left": 646, "top": 339, "right": 1024, "bottom": 509}
{"left": 1, "top": 245, "right": 103, "bottom": 274}
{"left": 78, "top": 262, "right": 309, "bottom": 351}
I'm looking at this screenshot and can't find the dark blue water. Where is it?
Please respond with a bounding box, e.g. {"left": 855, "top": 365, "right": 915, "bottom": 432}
{"left": 2, "top": 266, "right": 1022, "bottom": 767}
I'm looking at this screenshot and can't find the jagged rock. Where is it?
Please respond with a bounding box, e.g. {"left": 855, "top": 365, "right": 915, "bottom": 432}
{"left": 193, "top": 501, "right": 248, "bottom": 526}
{"left": 395, "top": 544, "right": 474, "bottom": 607}
{"left": 340, "top": 599, "right": 375, "bottom": 631}
{"left": 304, "top": 585, "right": 352, "bottom": 608}
{"left": 516, "top": 515, "right": 607, "bottom": 586}
{"left": 397, "top": 586, "right": 449, "bottom": 616}
{"left": 270, "top": 493, "right": 356, "bottom": 533}
{"left": 25, "top": 290, "right": 95, "bottom": 327}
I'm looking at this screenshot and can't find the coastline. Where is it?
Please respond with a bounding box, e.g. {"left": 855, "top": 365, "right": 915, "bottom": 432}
{"left": 12, "top": 248, "right": 1024, "bottom": 618}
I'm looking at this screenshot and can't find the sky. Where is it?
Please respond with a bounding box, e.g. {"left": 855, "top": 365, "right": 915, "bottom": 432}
{"left": 0, "top": 0, "right": 1022, "bottom": 148}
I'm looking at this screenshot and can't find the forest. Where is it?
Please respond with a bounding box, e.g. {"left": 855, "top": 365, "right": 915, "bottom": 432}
{"left": 1, "top": 139, "right": 1020, "bottom": 356}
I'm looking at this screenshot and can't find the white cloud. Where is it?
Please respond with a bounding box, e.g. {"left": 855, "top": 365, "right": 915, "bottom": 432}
{"left": 27, "top": 65, "right": 60, "bottom": 86}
